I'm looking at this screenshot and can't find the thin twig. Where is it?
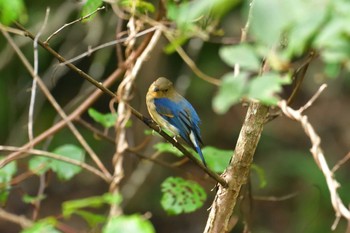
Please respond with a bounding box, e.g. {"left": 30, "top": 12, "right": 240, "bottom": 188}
{"left": 62, "top": 26, "right": 157, "bottom": 64}
{"left": 332, "top": 152, "right": 350, "bottom": 173}
{"left": 0, "top": 145, "right": 110, "bottom": 182}
{"left": 163, "top": 31, "right": 221, "bottom": 86}
{"left": 29, "top": 8, "right": 50, "bottom": 142}
{"left": 298, "top": 84, "right": 327, "bottom": 113}
{"left": 0, "top": 208, "right": 32, "bottom": 229}
{"left": 0, "top": 27, "right": 112, "bottom": 181}
{"left": 278, "top": 84, "right": 350, "bottom": 230}
{"left": 45, "top": 6, "right": 106, "bottom": 44}
{"left": 254, "top": 192, "right": 298, "bottom": 201}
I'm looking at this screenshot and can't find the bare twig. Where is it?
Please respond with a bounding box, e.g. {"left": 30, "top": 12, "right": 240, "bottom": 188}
{"left": 0, "top": 208, "right": 32, "bottom": 229}
{"left": 0, "top": 27, "right": 112, "bottom": 181}
{"left": 45, "top": 6, "right": 106, "bottom": 44}
{"left": 0, "top": 145, "right": 110, "bottom": 182}
{"left": 163, "top": 31, "right": 221, "bottom": 86}
{"left": 278, "top": 84, "right": 350, "bottom": 230}
{"left": 332, "top": 152, "right": 350, "bottom": 173}
{"left": 298, "top": 84, "right": 327, "bottom": 113}
{"left": 62, "top": 26, "right": 157, "bottom": 64}
{"left": 29, "top": 8, "right": 50, "bottom": 142}
{"left": 254, "top": 192, "right": 299, "bottom": 201}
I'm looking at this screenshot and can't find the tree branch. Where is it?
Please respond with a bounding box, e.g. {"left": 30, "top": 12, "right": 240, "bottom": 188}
{"left": 204, "top": 102, "right": 269, "bottom": 233}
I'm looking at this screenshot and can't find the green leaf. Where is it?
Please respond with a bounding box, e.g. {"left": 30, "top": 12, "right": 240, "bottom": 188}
{"left": 75, "top": 210, "right": 106, "bottom": 228}
{"left": 160, "top": 177, "right": 206, "bottom": 215}
{"left": 28, "top": 156, "right": 51, "bottom": 175}
{"left": 202, "top": 147, "right": 233, "bottom": 173}
{"left": 324, "top": 62, "right": 341, "bottom": 79}
{"left": 88, "top": 108, "right": 119, "bottom": 128}
{"left": 103, "top": 215, "right": 155, "bottom": 233}
{"left": 0, "top": 0, "right": 26, "bottom": 25}
{"left": 63, "top": 193, "right": 121, "bottom": 218}
{"left": 50, "top": 145, "right": 85, "bottom": 181}
{"left": 22, "top": 194, "right": 46, "bottom": 204}
{"left": 250, "top": 0, "right": 293, "bottom": 45}
{"left": 21, "top": 218, "right": 61, "bottom": 233}
{"left": 164, "top": 36, "right": 188, "bottom": 54}
{"left": 212, "top": 73, "right": 248, "bottom": 114}
{"left": 247, "top": 73, "right": 291, "bottom": 105}
{"left": 0, "top": 157, "right": 17, "bottom": 205}
{"left": 153, "top": 142, "right": 184, "bottom": 157}
{"left": 251, "top": 164, "right": 267, "bottom": 188}
{"left": 219, "top": 44, "right": 261, "bottom": 71}
{"left": 119, "top": 0, "right": 155, "bottom": 13}
{"left": 81, "top": 0, "right": 103, "bottom": 21}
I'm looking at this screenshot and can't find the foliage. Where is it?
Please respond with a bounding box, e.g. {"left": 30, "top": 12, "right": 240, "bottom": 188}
{"left": 0, "top": 0, "right": 26, "bottom": 25}
{"left": 21, "top": 218, "right": 61, "bottom": 233}
{"left": 160, "top": 176, "right": 207, "bottom": 215}
{"left": 103, "top": 215, "right": 155, "bottom": 233}
{"left": 63, "top": 193, "right": 121, "bottom": 227}
{"left": 29, "top": 144, "right": 85, "bottom": 181}
{"left": 0, "top": 158, "right": 17, "bottom": 205}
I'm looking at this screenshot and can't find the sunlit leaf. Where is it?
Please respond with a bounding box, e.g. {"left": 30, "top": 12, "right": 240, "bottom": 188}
{"left": 63, "top": 193, "right": 121, "bottom": 218}
{"left": 50, "top": 145, "right": 85, "bottom": 181}
{"left": 153, "top": 142, "right": 184, "bottom": 157}
{"left": 160, "top": 177, "right": 206, "bottom": 215}
{"left": 28, "top": 156, "right": 51, "bottom": 175}
{"left": 119, "top": 0, "right": 155, "bottom": 13}
{"left": 81, "top": 0, "right": 103, "bottom": 21}
{"left": 247, "top": 73, "right": 291, "bottom": 105}
{"left": 0, "top": 0, "right": 26, "bottom": 25}
{"left": 0, "top": 157, "right": 17, "bottom": 205}
{"left": 103, "top": 215, "right": 155, "bottom": 233}
{"left": 202, "top": 146, "right": 233, "bottom": 173}
{"left": 219, "top": 43, "right": 261, "bottom": 71}
{"left": 212, "top": 73, "right": 248, "bottom": 114}
{"left": 22, "top": 194, "right": 46, "bottom": 204}
{"left": 21, "top": 218, "right": 61, "bottom": 233}
{"left": 75, "top": 210, "right": 106, "bottom": 228}
{"left": 88, "top": 108, "right": 118, "bottom": 128}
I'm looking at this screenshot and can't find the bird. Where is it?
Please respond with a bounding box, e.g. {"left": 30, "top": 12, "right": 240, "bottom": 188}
{"left": 146, "top": 77, "right": 207, "bottom": 167}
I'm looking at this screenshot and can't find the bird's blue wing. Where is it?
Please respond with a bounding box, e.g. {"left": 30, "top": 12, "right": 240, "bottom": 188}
{"left": 154, "top": 97, "right": 206, "bottom": 167}
{"left": 153, "top": 97, "right": 202, "bottom": 147}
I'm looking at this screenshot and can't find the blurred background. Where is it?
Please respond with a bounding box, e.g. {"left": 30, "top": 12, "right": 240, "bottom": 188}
{"left": 0, "top": 0, "right": 350, "bottom": 232}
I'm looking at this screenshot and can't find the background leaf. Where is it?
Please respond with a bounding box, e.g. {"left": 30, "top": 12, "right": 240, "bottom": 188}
{"left": 219, "top": 43, "right": 261, "bottom": 71}
{"left": 160, "top": 177, "right": 206, "bottom": 215}
{"left": 81, "top": 0, "right": 103, "bottom": 21}
{"left": 103, "top": 215, "right": 155, "bottom": 233}
{"left": 212, "top": 73, "right": 248, "bottom": 114}
{"left": 202, "top": 146, "right": 233, "bottom": 173}
{"left": 50, "top": 145, "right": 85, "bottom": 181}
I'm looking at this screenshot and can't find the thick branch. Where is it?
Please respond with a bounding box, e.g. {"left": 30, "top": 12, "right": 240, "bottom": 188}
{"left": 204, "top": 102, "right": 269, "bottom": 233}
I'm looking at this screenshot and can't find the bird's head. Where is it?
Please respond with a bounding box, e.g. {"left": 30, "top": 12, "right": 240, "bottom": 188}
{"left": 148, "top": 77, "right": 175, "bottom": 98}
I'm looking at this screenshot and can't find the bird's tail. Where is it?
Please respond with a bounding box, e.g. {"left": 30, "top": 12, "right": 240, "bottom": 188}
{"left": 195, "top": 144, "right": 207, "bottom": 168}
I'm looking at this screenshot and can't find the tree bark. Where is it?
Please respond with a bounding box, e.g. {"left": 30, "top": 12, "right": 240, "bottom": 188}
{"left": 204, "top": 102, "right": 269, "bottom": 233}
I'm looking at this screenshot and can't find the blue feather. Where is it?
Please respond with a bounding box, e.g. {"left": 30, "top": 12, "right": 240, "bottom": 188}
{"left": 154, "top": 98, "right": 207, "bottom": 167}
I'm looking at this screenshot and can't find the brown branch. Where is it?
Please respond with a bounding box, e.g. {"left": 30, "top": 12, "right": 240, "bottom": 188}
{"left": 204, "top": 103, "right": 269, "bottom": 233}
{"left": 0, "top": 146, "right": 110, "bottom": 182}
{"left": 45, "top": 6, "right": 106, "bottom": 44}
{"left": 0, "top": 208, "right": 32, "bottom": 229}
{"left": 0, "top": 25, "right": 112, "bottom": 180}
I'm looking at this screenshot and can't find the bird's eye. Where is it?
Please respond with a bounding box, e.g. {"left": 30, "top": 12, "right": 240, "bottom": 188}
{"left": 164, "top": 89, "right": 168, "bottom": 92}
